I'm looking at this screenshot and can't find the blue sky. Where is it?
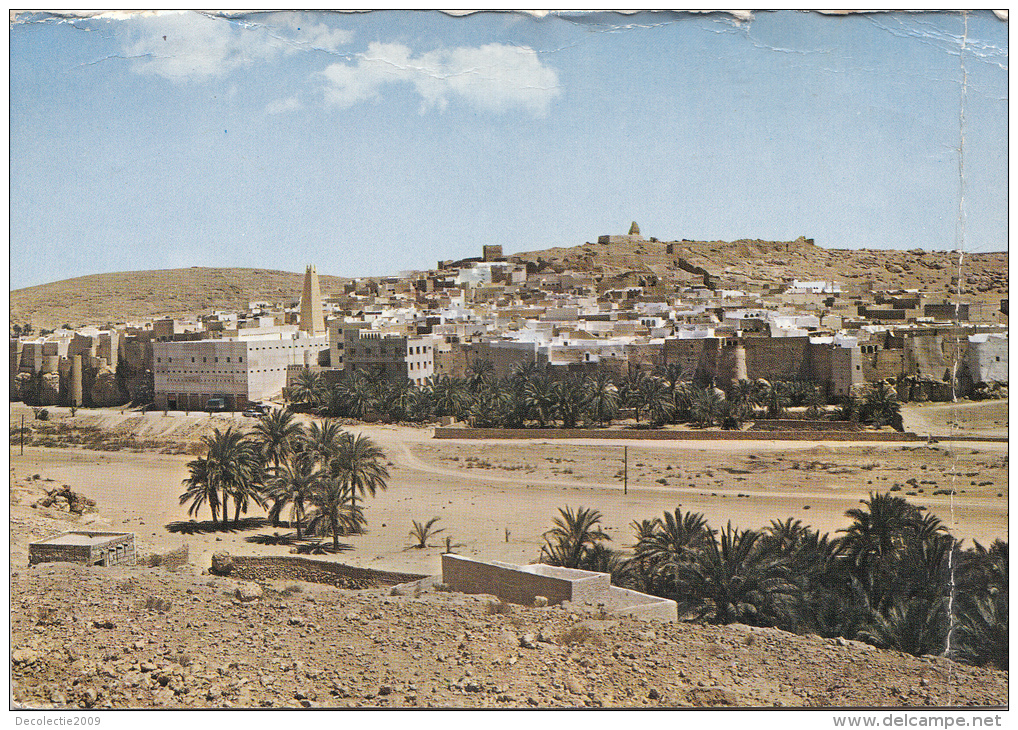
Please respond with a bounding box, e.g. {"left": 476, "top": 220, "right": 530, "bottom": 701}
{"left": 9, "top": 10, "right": 1008, "bottom": 289}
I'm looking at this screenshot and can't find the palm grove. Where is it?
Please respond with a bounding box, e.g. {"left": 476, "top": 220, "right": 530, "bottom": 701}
{"left": 288, "top": 360, "right": 904, "bottom": 430}
{"left": 537, "top": 497, "right": 1007, "bottom": 671}
{"left": 179, "top": 410, "right": 389, "bottom": 550}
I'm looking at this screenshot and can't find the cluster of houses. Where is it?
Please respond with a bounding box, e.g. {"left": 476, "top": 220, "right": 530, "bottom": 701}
{"left": 10, "top": 232, "right": 1009, "bottom": 412}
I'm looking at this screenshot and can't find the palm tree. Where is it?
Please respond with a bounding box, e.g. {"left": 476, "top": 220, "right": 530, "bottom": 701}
{"left": 339, "top": 371, "right": 378, "bottom": 418}
{"left": 951, "top": 592, "right": 1008, "bottom": 670}
{"left": 670, "top": 522, "right": 798, "bottom": 625}
{"left": 554, "top": 376, "right": 587, "bottom": 429}
{"left": 640, "top": 377, "right": 675, "bottom": 427}
{"left": 466, "top": 359, "right": 495, "bottom": 393}
{"left": 839, "top": 492, "right": 921, "bottom": 569}
{"left": 539, "top": 506, "right": 610, "bottom": 569}
{"left": 654, "top": 363, "right": 685, "bottom": 394}
{"left": 690, "top": 386, "right": 725, "bottom": 428}
{"left": 764, "top": 381, "right": 789, "bottom": 419}
{"left": 303, "top": 419, "right": 346, "bottom": 464}
{"left": 584, "top": 371, "right": 619, "bottom": 426}
{"left": 634, "top": 508, "right": 713, "bottom": 595}
{"left": 635, "top": 508, "right": 712, "bottom": 567}
{"left": 251, "top": 408, "right": 304, "bottom": 469}
{"left": 621, "top": 368, "right": 649, "bottom": 422}
{"left": 856, "top": 597, "right": 950, "bottom": 658}
{"left": 331, "top": 433, "right": 390, "bottom": 528}
{"left": 264, "top": 456, "right": 320, "bottom": 539}
{"left": 427, "top": 375, "right": 467, "bottom": 418}
{"left": 523, "top": 375, "right": 557, "bottom": 427}
{"left": 202, "top": 427, "right": 262, "bottom": 525}
{"left": 288, "top": 367, "right": 327, "bottom": 411}
{"left": 179, "top": 456, "right": 219, "bottom": 523}
{"left": 305, "top": 475, "right": 364, "bottom": 549}
{"left": 408, "top": 517, "right": 445, "bottom": 548}
{"left": 861, "top": 381, "right": 902, "bottom": 428}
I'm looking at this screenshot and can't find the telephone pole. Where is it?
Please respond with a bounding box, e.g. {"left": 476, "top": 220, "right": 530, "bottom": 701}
{"left": 623, "top": 445, "right": 628, "bottom": 495}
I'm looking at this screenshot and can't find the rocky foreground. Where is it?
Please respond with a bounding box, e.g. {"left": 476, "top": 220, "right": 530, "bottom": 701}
{"left": 11, "top": 562, "right": 1008, "bottom": 709}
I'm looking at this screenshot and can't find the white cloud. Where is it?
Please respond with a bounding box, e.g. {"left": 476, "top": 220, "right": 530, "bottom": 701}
{"left": 266, "top": 96, "right": 303, "bottom": 114}
{"left": 123, "top": 12, "right": 353, "bottom": 81}
{"left": 320, "top": 42, "right": 560, "bottom": 116}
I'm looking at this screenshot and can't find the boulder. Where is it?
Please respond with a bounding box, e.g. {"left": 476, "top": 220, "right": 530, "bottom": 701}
{"left": 210, "top": 552, "right": 234, "bottom": 576}
{"left": 235, "top": 582, "right": 263, "bottom": 603}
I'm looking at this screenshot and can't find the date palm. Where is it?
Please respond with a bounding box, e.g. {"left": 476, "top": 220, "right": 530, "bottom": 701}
{"left": 539, "top": 506, "right": 610, "bottom": 569}
{"left": 331, "top": 433, "right": 390, "bottom": 528}
{"left": 408, "top": 516, "right": 445, "bottom": 549}
{"left": 856, "top": 597, "right": 949, "bottom": 658}
{"left": 202, "top": 427, "right": 262, "bottom": 525}
{"left": 305, "top": 475, "right": 364, "bottom": 549}
{"left": 427, "top": 375, "right": 467, "bottom": 418}
{"left": 265, "top": 456, "right": 320, "bottom": 539}
{"left": 303, "top": 418, "right": 346, "bottom": 465}
{"left": 251, "top": 408, "right": 304, "bottom": 470}
{"left": 523, "top": 375, "right": 557, "bottom": 427}
{"left": 179, "top": 456, "right": 219, "bottom": 523}
{"left": 288, "top": 367, "right": 327, "bottom": 410}
{"left": 584, "top": 371, "right": 619, "bottom": 426}
{"left": 670, "top": 522, "right": 798, "bottom": 625}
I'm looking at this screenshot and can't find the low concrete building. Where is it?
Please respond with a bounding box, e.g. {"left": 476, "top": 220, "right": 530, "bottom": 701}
{"left": 29, "top": 531, "right": 136, "bottom": 567}
{"left": 442, "top": 553, "right": 676, "bottom": 622}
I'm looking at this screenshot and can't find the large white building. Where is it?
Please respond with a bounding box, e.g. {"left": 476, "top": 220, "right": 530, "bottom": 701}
{"left": 153, "top": 326, "right": 327, "bottom": 411}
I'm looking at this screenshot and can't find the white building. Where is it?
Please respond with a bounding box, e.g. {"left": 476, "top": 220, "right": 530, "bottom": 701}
{"left": 153, "top": 326, "right": 327, "bottom": 411}
{"left": 966, "top": 333, "right": 1008, "bottom": 385}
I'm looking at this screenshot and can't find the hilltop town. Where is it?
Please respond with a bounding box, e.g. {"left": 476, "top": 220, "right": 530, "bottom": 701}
{"left": 8, "top": 229, "right": 1009, "bottom": 412}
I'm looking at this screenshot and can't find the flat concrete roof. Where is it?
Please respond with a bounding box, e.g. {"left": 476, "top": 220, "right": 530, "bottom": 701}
{"left": 33, "top": 531, "right": 132, "bottom": 547}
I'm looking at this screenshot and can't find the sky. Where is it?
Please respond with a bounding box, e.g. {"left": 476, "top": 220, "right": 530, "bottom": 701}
{"left": 9, "top": 10, "right": 1009, "bottom": 290}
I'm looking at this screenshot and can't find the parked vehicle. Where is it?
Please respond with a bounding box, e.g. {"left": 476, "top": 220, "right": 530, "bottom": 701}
{"left": 206, "top": 397, "right": 227, "bottom": 412}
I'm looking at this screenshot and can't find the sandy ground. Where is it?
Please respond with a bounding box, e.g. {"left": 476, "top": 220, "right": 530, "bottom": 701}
{"left": 9, "top": 409, "right": 1008, "bottom": 577}
{"left": 900, "top": 399, "right": 1009, "bottom": 439}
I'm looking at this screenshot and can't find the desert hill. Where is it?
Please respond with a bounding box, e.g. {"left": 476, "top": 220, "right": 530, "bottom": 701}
{"left": 510, "top": 236, "right": 1008, "bottom": 301}
{"left": 10, "top": 268, "right": 350, "bottom": 331}
{"left": 10, "top": 239, "right": 1008, "bottom": 330}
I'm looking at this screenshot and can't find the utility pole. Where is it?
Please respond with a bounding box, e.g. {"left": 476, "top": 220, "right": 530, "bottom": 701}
{"left": 624, "top": 445, "right": 628, "bottom": 495}
{"left": 20, "top": 414, "right": 25, "bottom": 455}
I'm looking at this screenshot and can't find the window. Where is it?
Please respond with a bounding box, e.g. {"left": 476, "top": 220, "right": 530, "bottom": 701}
{"left": 215, "top": 357, "right": 219, "bottom": 363}
{"left": 226, "top": 357, "right": 231, "bottom": 363}
{"left": 156, "top": 357, "right": 161, "bottom": 363}
{"left": 192, "top": 357, "right": 195, "bottom": 363}
{"left": 239, "top": 357, "right": 243, "bottom": 363}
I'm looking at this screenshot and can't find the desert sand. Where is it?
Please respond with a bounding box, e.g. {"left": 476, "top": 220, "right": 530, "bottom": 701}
{"left": 10, "top": 404, "right": 1008, "bottom": 576}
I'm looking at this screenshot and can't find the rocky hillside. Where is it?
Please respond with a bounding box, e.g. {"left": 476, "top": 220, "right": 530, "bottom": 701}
{"left": 10, "top": 268, "right": 350, "bottom": 331}
{"left": 512, "top": 236, "right": 1008, "bottom": 304}
{"left": 10, "top": 239, "right": 1007, "bottom": 330}
{"left": 10, "top": 562, "right": 1008, "bottom": 709}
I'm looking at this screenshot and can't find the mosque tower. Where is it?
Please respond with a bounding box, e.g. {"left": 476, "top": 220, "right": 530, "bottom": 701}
{"left": 299, "top": 264, "right": 325, "bottom": 336}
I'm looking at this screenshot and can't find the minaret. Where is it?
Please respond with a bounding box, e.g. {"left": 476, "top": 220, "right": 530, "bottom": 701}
{"left": 299, "top": 264, "right": 325, "bottom": 336}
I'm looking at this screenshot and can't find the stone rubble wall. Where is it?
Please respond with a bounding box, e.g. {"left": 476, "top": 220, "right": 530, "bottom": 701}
{"left": 226, "top": 555, "right": 426, "bottom": 588}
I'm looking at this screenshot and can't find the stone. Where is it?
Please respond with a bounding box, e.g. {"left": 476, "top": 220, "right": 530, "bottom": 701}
{"left": 210, "top": 552, "right": 234, "bottom": 576}
{"left": 533, "top": 596, "right": 549, "bottom": 608}
{"left": 12, "top": 648, "right": 42, "bottom": 665}
{"left": 519, "top": 633, "right": 539, "bottom": 650}
{"left": 566, "top": 676, "right": 585, "bottom": 695}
